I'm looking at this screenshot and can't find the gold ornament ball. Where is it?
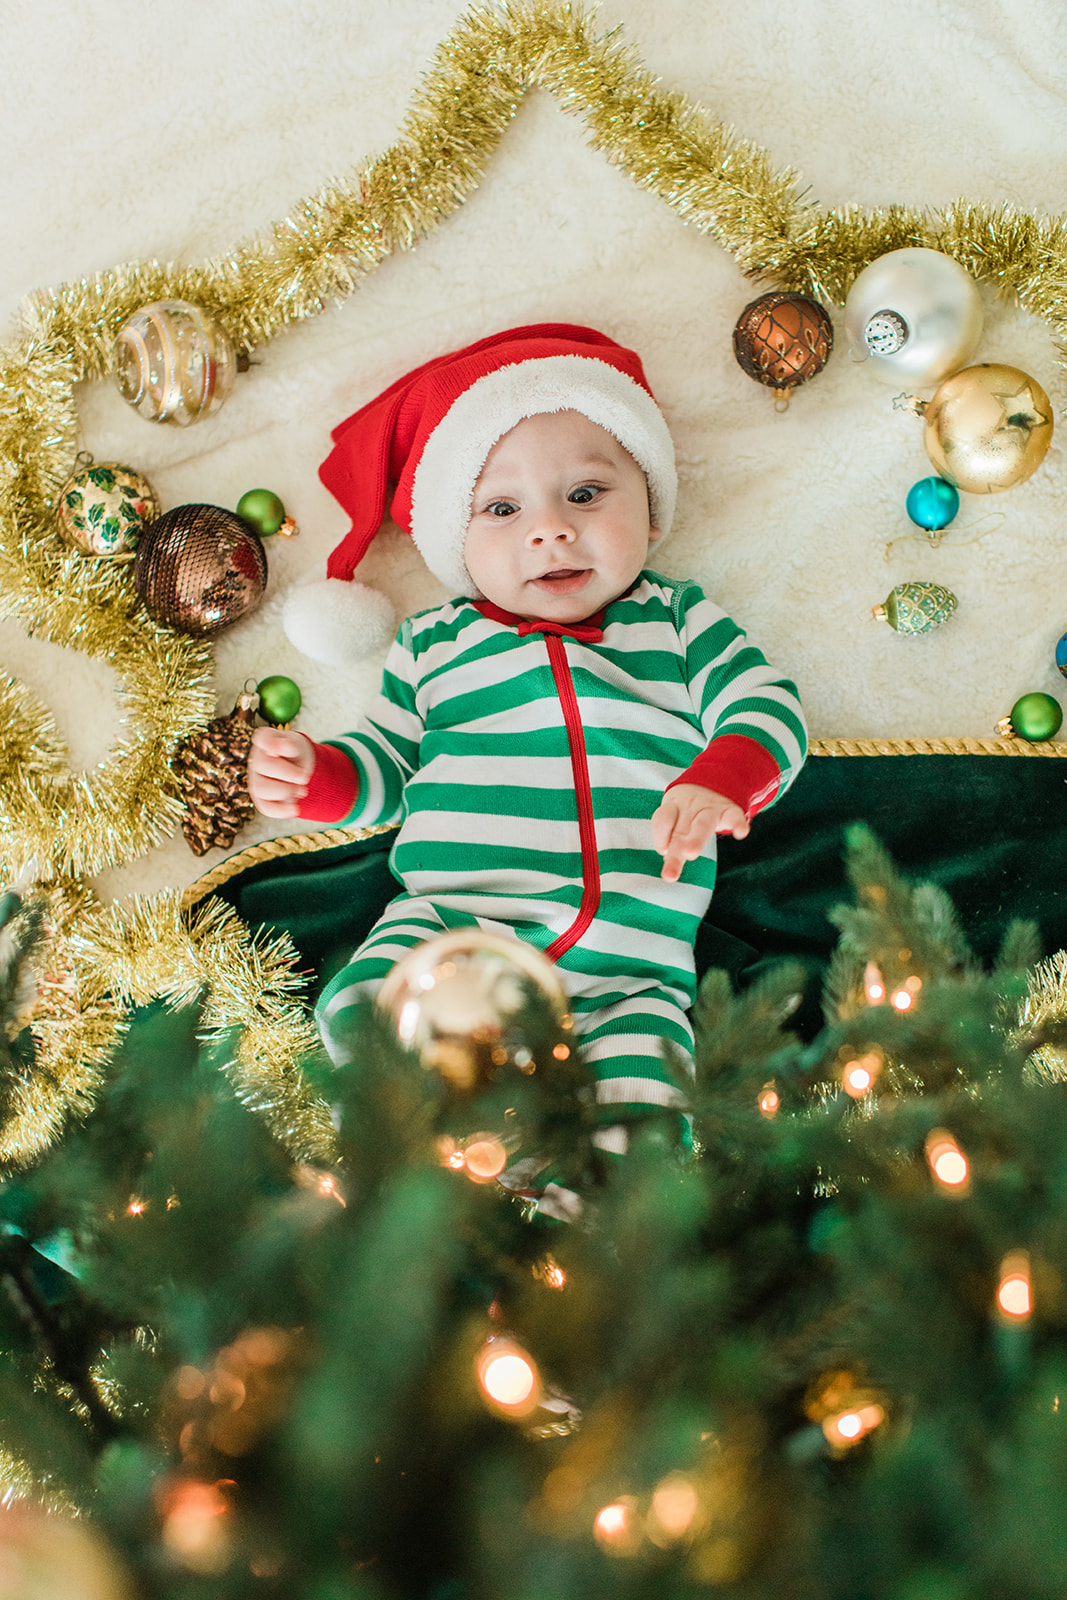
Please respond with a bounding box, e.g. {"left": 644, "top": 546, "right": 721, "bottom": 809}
{"left": 922, "top": 363, "right": 1053, "bottom": 493}
{"left": 377, "top": 929, "right": 570, "bottom": 1093}
{"left": 55, "top": 459, "right": 160, "bottom": 556}
{"left": 113, "top": 299, "right": 237, "bottom": 427}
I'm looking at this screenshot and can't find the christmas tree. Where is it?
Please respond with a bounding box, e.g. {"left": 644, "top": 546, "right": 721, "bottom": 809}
{"left": 2, "top": 826, "right": 1067, "bottom": 1600}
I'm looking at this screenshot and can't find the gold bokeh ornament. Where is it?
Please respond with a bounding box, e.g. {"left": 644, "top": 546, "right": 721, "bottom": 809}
{"left": 917, "top": 363, "right": 1053, "bottom": 493}
{"left": 377, "top": 928, "right": 570, "bottom": 1094}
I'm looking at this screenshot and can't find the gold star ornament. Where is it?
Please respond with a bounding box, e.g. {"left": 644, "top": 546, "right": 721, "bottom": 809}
{"left": 921, "top": 363, "right": 1054, "bottom": 492}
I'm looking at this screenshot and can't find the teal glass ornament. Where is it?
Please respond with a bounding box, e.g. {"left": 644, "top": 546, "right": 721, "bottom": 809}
{"left": 905, "top": 476, "right": 959, "bottom": 532}
{"left": 1056, "top": 631, "right": 1067, "bottom": 680}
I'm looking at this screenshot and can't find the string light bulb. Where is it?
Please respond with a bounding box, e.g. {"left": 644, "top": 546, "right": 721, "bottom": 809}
{"left": 822, "top": 1401, "right": 885, "bottom": 1450}
{"left": 758, "top": 1083, "right": 780, "bottom": 1117}
{"left": 864, "top": 962, "right": 885, "bottom": 1004}
{"left": 476, "top": 1337, "right": 541, "bottom": 1418}
{"left": 925, "top": 1128, "right": 969, "bottom": 1191}
{"left": 593, "top": 1496, "right": 642, "bottom": 1556}
{"left": 647, "top": 1473, "right": 700, "bottom": 1545}
{"left": 841, "top": 1050, "right": 882, "bottom": 1098}
{"left": 997, "top": 1251, "right": 1032, "bottom": 1319}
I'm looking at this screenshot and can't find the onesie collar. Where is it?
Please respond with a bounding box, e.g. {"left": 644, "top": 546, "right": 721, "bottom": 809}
{"left": 473, "top": 598, "right": 605, "bottom": 643}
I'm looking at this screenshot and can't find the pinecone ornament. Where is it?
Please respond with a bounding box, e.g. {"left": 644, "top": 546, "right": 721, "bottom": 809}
{"left": 175, "top": 690, "right": 259, "bottom": 856}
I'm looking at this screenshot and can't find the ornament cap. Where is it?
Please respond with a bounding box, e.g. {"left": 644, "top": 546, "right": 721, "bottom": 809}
{"left": 864, "top": 309, "right": 909, "bottom": 356}
{"left": 995, "top": 716, "right": 1015, "bottom": 738}
{"left": 872, "top": 604, "right": 888, "bottom": 623}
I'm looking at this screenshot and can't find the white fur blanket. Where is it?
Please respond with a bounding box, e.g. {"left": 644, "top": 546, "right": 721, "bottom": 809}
{"left": 2, "top": 0, "right": 1065, "bottom": 906}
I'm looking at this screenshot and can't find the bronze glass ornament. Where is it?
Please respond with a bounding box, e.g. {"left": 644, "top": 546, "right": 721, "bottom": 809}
{"left": 134, "top": 505, "right": 267, "bottom": 635}
{"left": 733, "top": 292, "right": 833, "bottom": 395}
{"left": 919, "top": 363, "right": 1053, "bottom": 493}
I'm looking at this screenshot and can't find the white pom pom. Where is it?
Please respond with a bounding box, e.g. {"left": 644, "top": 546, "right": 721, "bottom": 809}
{"left": 281, "top": 578, "right": 395, "bottom": 665}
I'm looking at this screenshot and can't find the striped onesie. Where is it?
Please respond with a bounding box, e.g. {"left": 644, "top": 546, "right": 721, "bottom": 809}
{"left": 300, "top": 570, "right": 807, "bottom": 1126}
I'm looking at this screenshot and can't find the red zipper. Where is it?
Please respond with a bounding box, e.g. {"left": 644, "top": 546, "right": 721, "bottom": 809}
{"left": 543, "top": 634, "right": 600, "bottom": 961}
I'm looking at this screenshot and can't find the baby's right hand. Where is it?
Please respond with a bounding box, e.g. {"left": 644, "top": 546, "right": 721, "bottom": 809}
{"left": 247, "top": 727, "right": 315, "bottom": 817}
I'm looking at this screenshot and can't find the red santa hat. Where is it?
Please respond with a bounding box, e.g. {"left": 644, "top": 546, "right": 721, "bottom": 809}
{"left": 282, "top": 323, "right": 677, "bottom": 664}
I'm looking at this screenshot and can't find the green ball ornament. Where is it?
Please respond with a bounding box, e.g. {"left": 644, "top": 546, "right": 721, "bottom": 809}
{"left": 256, "top": 674, "right": 302, "bottom": 726}
{"left": 237, "top": 488, "right": 297, "bottom": 538}
{"left": 996, "top": 692, "right": 1063, "bottom": 743}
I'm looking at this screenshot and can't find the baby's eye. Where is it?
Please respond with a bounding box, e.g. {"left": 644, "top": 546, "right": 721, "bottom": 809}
{"left": 486, "top": 500, "right": 518, "bottom": 518}
{"left": 568, "top": 484, "right": 600, "bottom": 504}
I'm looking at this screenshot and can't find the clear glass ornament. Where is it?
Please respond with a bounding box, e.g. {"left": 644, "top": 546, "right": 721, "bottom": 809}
{"left": 112, "top": 300, "right": 236, "bottom": 426}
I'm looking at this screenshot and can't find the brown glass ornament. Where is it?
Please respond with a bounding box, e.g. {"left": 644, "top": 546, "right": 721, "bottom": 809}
{"left": 733, "top": 291, "right": 833, "bottom": 393}
{"left": 134, "top": 504, "right": 267, "bottom": 635}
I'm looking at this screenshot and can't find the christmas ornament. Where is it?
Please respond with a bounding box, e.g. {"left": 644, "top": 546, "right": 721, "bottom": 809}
{"left": 843, "top": 247, "right": 983, "bottom": 386}
{"left": 1056, "top": 632, "right": 1067, "bottom": 680}
{"left": 174, "top": 689, "right": 259, "bottom": 855}
{"left": 732, "top": 291, "right": 833, "bottom": 396}
{"left": 377, "top": 928, "right": 570, "bottom": 1093}
{"left": 872, "top": 581, "right": 957, "bottom": 635}
{"left": 912, "top": 364, "right": 1053, "bottom": 493}
{"left": 996, "top": 692, "right": 1063, "bottom": 742}
{"left": 237, "top": 487, "right": 298, "bottom": 538}
{"left": 55, "top": 457, "right": 160, "bottom": 556}
{"left": 134, "top": 504, "right": 268, "bottom": 635}
{"left": 255, "top": 674, "right": 302, "bottom": 726}
{"left": 112, "top": 299, "right": 237, "bottom": 427}
{"left": 905, "top": 476, "right": 959, "bottom": 534}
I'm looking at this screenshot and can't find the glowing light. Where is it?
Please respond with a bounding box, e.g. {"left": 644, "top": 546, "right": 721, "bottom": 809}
{"left": 758, "top": 1083, "right": 780, "bottom": 1117}
{"left": 127, "top": 1198, "right": 146, "bottom": 1216}
{"left": 160, "top": 1479, "right": 231, "bottom": 1572}
{"left": 997, "top": 1251, "right": 1032, "bottom": 1319}
{"left": 477, "top": 1338, "right": 541, "bottom": 1416}
{"left": 534, "top": 1256, "right": 567, "bottom": 1290}
{"left": 864, "top": 962, "right": 885, "bottom": 1004}
{"left": 166, "top": 1193, "right": 180, "bottom": 1210}
{"left": 176, "top": 1366, "right": 206, "bottom": 1401}
{"left": 842, "top": 1049, "right": 884, "bottom": 1097}
{"left": 890, "top": 988, "right": 913, "bottom": 1011}
{"left": 925, "top": 1129, "right": 969, "bottom": 1189}
{"left": 491, "top": 1046, "right": 509, "bottom": 1067}
{"left": 822, "top": 1402, "right": 885, "bottom": 1449}
{"left": 464, "top": 1137, "right": 508, "bottom": 1181}
{"left": 553, "top": 1043, "right": 571, "bottom": 1060}
{"left": 593, "top": 1496, "right": 641, "bottom": 1556}
{"left": 648, "top": 1473, "right": 700, "bottom": 1543}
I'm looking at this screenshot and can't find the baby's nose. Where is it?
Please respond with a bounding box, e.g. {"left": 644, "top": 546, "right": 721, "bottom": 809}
{"left": 527, "top": 515, "right": 577, "bottom": 545}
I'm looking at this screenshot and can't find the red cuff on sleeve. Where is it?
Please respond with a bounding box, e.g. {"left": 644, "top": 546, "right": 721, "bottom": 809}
{"left": 667, "top": 733, "right": 781, "bottom": 819}
{"left": 295, "top": 738, "right": 360, "bottom": 823}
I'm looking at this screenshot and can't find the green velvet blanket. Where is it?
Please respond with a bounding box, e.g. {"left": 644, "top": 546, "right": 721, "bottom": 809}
{"left": 213, "top": 755, "right": 1067, "bottom": 1038}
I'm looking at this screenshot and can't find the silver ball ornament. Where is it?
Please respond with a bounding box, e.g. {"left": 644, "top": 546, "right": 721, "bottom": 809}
{"left": 844, "top": 248, "right": 983, "bottom": 387}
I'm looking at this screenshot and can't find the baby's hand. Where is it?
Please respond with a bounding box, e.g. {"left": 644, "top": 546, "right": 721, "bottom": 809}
{"left": 651, "top": 783, "right": 750, "bottom": 883}
{"left": 248, "top": 727, "right": 315, "bottom": 818}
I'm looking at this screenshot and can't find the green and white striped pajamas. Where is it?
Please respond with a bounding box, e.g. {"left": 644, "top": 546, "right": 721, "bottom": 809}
{"left": 311, "top": 571, "right": 806, "bottom": 1121}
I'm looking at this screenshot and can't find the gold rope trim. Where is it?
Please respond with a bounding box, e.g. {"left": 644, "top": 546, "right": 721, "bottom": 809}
{"left": 809, "top": 736, "right": 1067, "bottom": 757}
{"left": 3, "top": 0, "right": 1067, "bottom": 1164}
{"left": 180, "top": 823, "right": 399, "bottom": 911}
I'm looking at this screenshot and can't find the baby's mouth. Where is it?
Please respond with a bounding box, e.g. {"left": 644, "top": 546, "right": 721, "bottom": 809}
{"left": 533, "top": 565, "right": 590, "bottom": 594}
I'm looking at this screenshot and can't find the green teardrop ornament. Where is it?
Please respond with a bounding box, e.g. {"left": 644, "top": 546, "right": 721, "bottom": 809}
{"left": 256, "top": 675, "right": 302, "bottom": 726}
{"left": 873, "top": 580, "right": 957, "bottom": 635}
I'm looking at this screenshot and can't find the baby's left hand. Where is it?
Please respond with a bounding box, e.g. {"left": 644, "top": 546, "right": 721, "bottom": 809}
{"left": 651, "top": 784, "right": 750, "bottom": 883}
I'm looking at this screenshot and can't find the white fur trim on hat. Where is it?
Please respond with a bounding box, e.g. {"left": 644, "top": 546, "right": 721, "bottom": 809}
{"left": 408, "top": 354, "right": 677, "bottom": 597}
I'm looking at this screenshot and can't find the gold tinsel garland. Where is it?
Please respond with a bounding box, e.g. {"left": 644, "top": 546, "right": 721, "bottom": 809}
{"left": 3, "top": 0, "right": 1067, "bottom": 1169}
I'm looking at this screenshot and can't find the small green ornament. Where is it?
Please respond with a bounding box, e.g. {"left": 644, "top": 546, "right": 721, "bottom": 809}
{"left": 996, "top": 692, "right": 1063, "bottom": 742}
{"left": 873, "top": 580, "right": 957, "bottom": 635}
{"left": 237, "top": 487, "right": 297, "bottom": 538}
{"left": 256, "top": 674, "right": 302, "bottom": 726}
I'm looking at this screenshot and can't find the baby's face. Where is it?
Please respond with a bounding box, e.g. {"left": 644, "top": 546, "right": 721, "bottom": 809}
{"left": 463, "top": 411, "right": 660, "bottom": 622}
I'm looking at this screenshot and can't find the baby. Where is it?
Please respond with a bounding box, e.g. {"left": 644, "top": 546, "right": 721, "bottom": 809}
{"left": 249, "top": 325, "right": 807, "bottom": 1147}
